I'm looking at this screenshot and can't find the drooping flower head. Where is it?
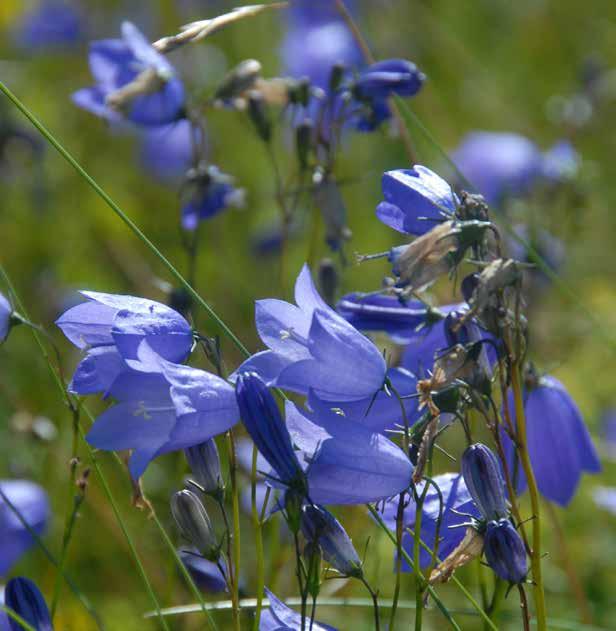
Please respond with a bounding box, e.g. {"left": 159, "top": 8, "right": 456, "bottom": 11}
{"left": 3, "top": 577, "right": 52, "bottom": 631}
{"left": 483, "top": 519, "right": 527, "bottom": 584}
{"left": 72, "top": 22, "right": 185, "bottom": 126}
{"left": 0, "top": 480, "right": 50, "bottom": 577}
{"left": 56, "top": 291, "right": 193, "bottom": 396}
{"left": 502, "top": 370, "right": 601, "bottom": 506}
{"left": 179, "top": 548, "right": 227, "bottom": 593}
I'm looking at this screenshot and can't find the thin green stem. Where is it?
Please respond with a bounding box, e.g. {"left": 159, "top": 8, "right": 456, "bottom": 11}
{"left": 359, "top": 576, "right": 380, "bottom": 631}
{"left": 0, "top": 80, "right": 251, "bottom": 358}
{"left": 0, "top": 606, "right": 37, "bottom": 631}
{"left": 413, "top": 489, "right": 426, "bottom": 631}
{"left": 251, "top": 445, "right": 265, "bottom": 630}
{"left": 388, "top": 493, "right": 405, "bottom": 630}
{"left": 227, "top": 431, "right": 242, "bottom": 631}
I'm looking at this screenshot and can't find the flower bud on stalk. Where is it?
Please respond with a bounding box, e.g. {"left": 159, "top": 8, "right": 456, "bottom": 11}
{"left": 301, "top": 504, "right": 363, "bottom": 578}
{"left": 214, "top": 59, "right": 262, "bottom": 103}
{"left": 483, "top": 519, "right": 528, "bottom": 584}
{"left": 461, "top": 443, "right": 507, "bottom": 521}
{"left": 318, "top": 259, "right": 338, "bottom": 307}
{"left": 185, "top": 439, "right": 224, "bottom": 499}
{"left": 313, "top": 169, "right": 351, "bottom": 251}
{"left": 295, "top": 119, "right": 313, "bottom": 170}
{"left": 171, "top": 489, "right": 220, "bottom": 562}
{"left": 247, "top": 90, "right": 271, "bottom": 143}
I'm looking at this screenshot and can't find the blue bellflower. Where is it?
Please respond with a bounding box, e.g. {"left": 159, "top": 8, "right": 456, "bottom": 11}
{"left": 3, "top": 577, "right": 52, "bottom": 631}
{"left": 502, "top": 374, "right": 601, "bottom": 506}
{"left": 0, "top": 293, "right": 13, "bottom": 343}
{"left": 261, "top": 588, "right": 336, "bottom": 631}
{"left": 179, "top": 548, "right": 227, "bottom": 593}
{"left": 375, "top": 165, "right": 458, "bottom": 237}
{"left": 483, "top": 519, "right": 527, "bottom": 584}
{"left": 461, "top": 443, "right": 507, "bottom": 521}
{"left": 15, "top": 1, "right": 84, "bottom": 52}
{"left": 72, "top": 22, "right": 185, "bottom": 126}
{"left": 286, "top": 401, "right": 413, "bottom": 505}
{"left": 0, "top": 480, "right": 50, "bottom": 577}
{"left": 86, "top": 342, "right": 238, "bottom": 478}
{"left": 237, "top": 265, "right": 387, "bottom": 403}
{"left": 381, "top": 473, "right": 480, "bottom": 570}
{"left": 56, "top": 291, "right": 193, "bottom": 396}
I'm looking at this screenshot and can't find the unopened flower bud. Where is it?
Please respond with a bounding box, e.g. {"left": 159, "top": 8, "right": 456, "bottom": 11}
{"left": 328, "top": 62, "right": 346, "bottom": 93}
{"left": 185, "top": 439, "right": 223, "bottom": 498}
{"left": 247, "top": 90, "right": 271, "bottom": 143}
{"left": 313, "top": 169, "right": 351, "bottom": 251}
{"left": 171, "top": 489, "right": 219, "bottom": 562}
{"left": 461, "top": 443, "right": 507, "bottom": 521}
{"left": 295, "top": 119, "right": 313, "bottom": 170}
{"left": 288, "top": 77, "right": 311, "bottom": 107}
{"left": 318, "top": 259, "right": 338, "bottom": 306}
{"left": 214, "top": 59, "right": 262, "bottom": 102}
{"left": 301, "top": 504, "right": 362, "bottom": 578}
{"left": 483, "top": 519, "right": 527, "bottom": 584}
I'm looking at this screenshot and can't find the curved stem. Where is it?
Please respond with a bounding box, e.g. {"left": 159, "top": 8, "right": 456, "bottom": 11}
{"left": 360, "top": 576, "right": 380, "bottom": 631}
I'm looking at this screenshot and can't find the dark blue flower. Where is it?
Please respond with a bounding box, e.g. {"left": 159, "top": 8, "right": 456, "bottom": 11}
{"left": 451, "top": 131, "right": 544, "bottom": 206}
{"left": 261, "top": 588, "right": 337, "bottom": 631}
{"left": 237, "top": 265, "right": 386, "bottom": 403}
{"left": 375, "top": 165, "right": 457, "bottom": 236}
{"left": 354, "top": 59, "right": 425, "bottom": 101}
{"left": 461, "top": 444, "right": 507, "bottom": 521}
{"left": 381, "top": 473, "right": 480, "bottom": 570}
{"left": 286, "top": 401, "right": 412, "bottom": 505}
{"left": 0, "top": 293, "right": 12, "bottom": 343}
{"left": 235, "top": 373, "right": 306, "bottom": 492}
{"left": 86, "top": 342, "right": 238, "bottom": 478}
{"left": 181, "top": 165, "right": 245, "bottom": 231}
{"left": 56, "top": 291, "right": 193, "bottom": 396}
{"left": 0, "top": 480, "right": 50, "bottom": 577}
{"left": 139, "top": 120, "right": 199, "bottom": 182}
{"left": 72, "top": 22, "right": 185, "bottom": 126}
{"left": 178, "top": 548, "right": 227, "bottom": 593}
{"left": 15, "top": 1, "right": 84, "bottom": 52}
{"left": 502, "top": 374, "right": 601, "bottom": 506}
{"left": 483, "top": 519, "right": 527, "bottom": 584}
{"left": 4, "top": 577, "right": 52, "bottom": 631}
{"left": 301, "top": 505, "right": 362, "bottom": 577}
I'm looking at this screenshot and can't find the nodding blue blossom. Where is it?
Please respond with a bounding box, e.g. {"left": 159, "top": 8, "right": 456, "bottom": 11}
{"left": 185, "top": 439, "right": 223, "bottom": 497}
{"left": 235, "top": 373, "right": 306, "bottom": 495}
{"left": 181, "top": 164, "right": 245, "bottom": 231}
{"left": 452, "top": 132, "right": 578, "bottom": 206}
{"left": 502, "top": 372, "right": 601, "bottom": 506}
{"left": 381, "top": 473, "right": 480, "bottom": 570}
{"left": 179, "top": 548, "right": 227, "bottom": 593}
{"left": 461, "top": 444, "right": 507, "bottom": 521}
{"left": 286, "top": 401, "right": 413, "bottom": 505}
{"left": 85, "top": 342, "right": 238, "bottom": 479}
{"left": 72, "top": 22, "right": 185, "bottom": 126}
{"left": 0, "top": 480, "right": 50, "bottom": 577}
{"left": 15, "top": 1, "right": 84, "bottom": 52}
{"left": 0, "top": 293, "right": 13, "bottom": 343}
{"left": 171, "top": 489, "right": 220, "bottom": 562}
{"left": 281, "top": 0, "right": 362, "bottom": 90}
{"left": 483, "top": 519, "right": 527, "bottom": 584}
{"left": 376, "top": 165, "right": 457, "bottom": 237}
{"left": 301, "top": 504, "right": 362, "bottom": 577}
{"left": 3, "top": 577, "right": 52, "bottom": 631}
{"left": 56, "top": 291, "right": 193, "bottom": 396}
{"left": 139, "top": 120, "right": 200, "bottom": 182}
{"left": 237, "top": 264, "right": 387, "bottom": 403}
{"left": 261, "top": 588, "right": 337, "bottom": 631}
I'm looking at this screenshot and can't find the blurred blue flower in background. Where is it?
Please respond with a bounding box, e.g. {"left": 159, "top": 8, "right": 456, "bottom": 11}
{"left": 72, "top": 22, "right": 185, "bottom": 126}
{"left": 0, "top": 480, "right": 50, "bottom": 577}
{"left": 15, "top": 1, "right": 84, "bottom": 52}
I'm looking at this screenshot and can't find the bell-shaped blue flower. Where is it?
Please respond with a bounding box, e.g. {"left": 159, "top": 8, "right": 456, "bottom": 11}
{"left": 0, "top": 293, "right": 13, "bottom": 343}
{"left": 301, "top": 505, "right": 362, "bottom": 577}
{"left": 354, "top": 59, "right": 425, "bottom": 101}
{"left": 502, "top": 374, "right": 601, "bottom": 506}
{"left": 483, "top": 519, "right": 527, "bottom": 584}
{"left": 0, "top": 480, "right": 50, "bottom": 577}
{"left": 286, "top": 401, "right": 412, "bottom": 505}
{"left": 86, "top": 342, "right": 238, "bottom": 479}
{"left": 375, "top": 165, "right": 456, "bottom": 237}
{"left": 237, "top": 265, "right": 387, "bottom": 403}
{"left": 56, "top": 291, "right": 193, "bottom": 396}
{"left": 261, "top": 588, "right": 337, "bottom": 631}
{"left": 235, "top": 373, "right": 306, "bottom": 493}
{"left": 15, "top": 1, "right": 84, "bottom": 52}
{"left": 381, "top": 473, "right": 480, "bottom": 570}
{"left": 461, "top": 444, "right": 507, "bottom": 521}
{"left": 72, "top": 22, "right": 185, "bottom": 126}
{"left": 4, "top": 577, "right": 52, "bottom": 631}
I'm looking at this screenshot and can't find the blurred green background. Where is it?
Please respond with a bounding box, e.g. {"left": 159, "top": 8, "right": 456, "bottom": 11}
{"left": 1, "top": 1, "right": 616, "bottom": 629}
